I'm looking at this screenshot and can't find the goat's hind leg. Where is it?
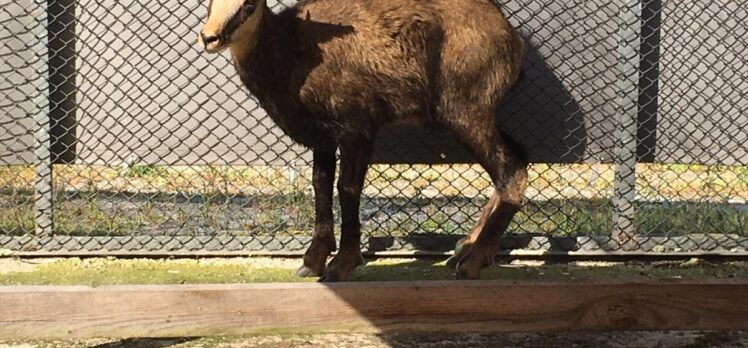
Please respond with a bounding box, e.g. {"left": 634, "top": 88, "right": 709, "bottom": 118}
{"left": 442, "top": 114, "right": 529, "bottom": 279}
{"left": 297, "top": 148, "right": 338, "bottom": 277}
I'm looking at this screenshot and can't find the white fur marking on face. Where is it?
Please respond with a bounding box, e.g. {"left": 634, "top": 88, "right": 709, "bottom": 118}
{"left": 207, "top": 0, "right": 244, "bottom": 33}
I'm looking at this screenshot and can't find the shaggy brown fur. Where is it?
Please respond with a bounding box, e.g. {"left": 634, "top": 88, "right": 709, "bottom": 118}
{"left": 200, "top": 0, "right": 528, "bottom": 281}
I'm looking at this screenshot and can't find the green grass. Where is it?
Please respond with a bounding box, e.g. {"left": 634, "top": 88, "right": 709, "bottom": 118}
{"left": 637, "top": 202, "right": 748, "bottom": 235}
{"left": 1, "top": 195, "right": 745, "bottom": 237}
{"left": 0, "top": 199, "right": 140, "bottom": 237}
{"left": 1, "top": 257, "right": 746, "bottom": 286}
{"left": 123, "top": 164, "right": 165, "bottom": 178}
{"left": 0, "top": 164, "right": 746, "bottom": 238}
{"left": 0, "top": 258, "right": 309, "bottom": 286}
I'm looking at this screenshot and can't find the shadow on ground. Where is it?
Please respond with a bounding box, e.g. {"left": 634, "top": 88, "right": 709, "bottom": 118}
{"left": 88, "top": 337, "right": 199, "bottom": 348}
{"left": 34, "top": 331, "right": 748, "bottom": 347}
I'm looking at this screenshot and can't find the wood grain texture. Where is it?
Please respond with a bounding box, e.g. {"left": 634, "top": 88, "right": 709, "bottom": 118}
{"left": 1, "top": 280, "right": 747, "bottom": 339}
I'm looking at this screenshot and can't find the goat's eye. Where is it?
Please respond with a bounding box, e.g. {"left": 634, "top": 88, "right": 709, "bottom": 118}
{"left": 242, "top": 1, "right": 255, "bottom": 11}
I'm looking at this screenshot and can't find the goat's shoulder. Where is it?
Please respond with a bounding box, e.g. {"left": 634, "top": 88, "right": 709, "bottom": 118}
{"left": 291, "top": 0, "right": 442, "bottom": 32}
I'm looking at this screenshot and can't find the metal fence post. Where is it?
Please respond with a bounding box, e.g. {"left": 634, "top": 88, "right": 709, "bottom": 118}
{"left": 32, "top": 0, "right": 53, "bottom": 237}
{"left": 48, "top": 0, "right": 77, "bottom": 163}
{"left": 613, "top": 0, "right": 642, "bottom": 243}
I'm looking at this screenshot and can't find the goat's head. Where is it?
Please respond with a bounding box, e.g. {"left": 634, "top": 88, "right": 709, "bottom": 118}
{"left": 199, "top": 0, "right": 265, "bottom": 53}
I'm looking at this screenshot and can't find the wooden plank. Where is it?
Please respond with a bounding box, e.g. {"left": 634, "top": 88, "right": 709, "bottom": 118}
{"left": 1, "top": 280, "right": 747, "bottom": 339}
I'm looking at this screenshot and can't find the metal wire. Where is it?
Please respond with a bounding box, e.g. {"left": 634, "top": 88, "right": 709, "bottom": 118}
{"left": 0, "top": 0, "right": 746, "bottom": 256}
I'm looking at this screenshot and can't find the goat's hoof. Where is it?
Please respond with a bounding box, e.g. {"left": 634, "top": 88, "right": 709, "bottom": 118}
{"left": 456, "top": 263, "right": 482, "bottom": 280}
{"left": 295, "top": 265, "right": 322, "bottom": 278}
{"left": 453, "top": 249, "right": 494, "bottom": 280}
{"left": 446, "top": 240, "right": 471, "bottom": 269}
{"left": 317, "top": 252, "right": 364, "bottom": 282}
{"left": 318, "top": 267, "right": 352, "bottom": 282}
{"left": 317, "top": 272, "right": 340, "bottom": 282}
{"left": 445, "top": 255, "right": 459, "bottom": 269}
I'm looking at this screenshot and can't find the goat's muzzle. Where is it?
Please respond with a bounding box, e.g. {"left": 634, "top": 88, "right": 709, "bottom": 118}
{"left": 201, "top": 32, "right": 219, "bottom": 45}
{"left": 199, "top": 31, "right": 227, "bottom": 53}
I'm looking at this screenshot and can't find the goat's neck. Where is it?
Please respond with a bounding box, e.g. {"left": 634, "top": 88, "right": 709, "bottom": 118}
{"left": 230, "top": 8, "right": 296, "bottom": 115}
{"left": 229, "top": 6, "right": 270, "bottom": 67}
{"left": 228, "top": 9, "right": 333, "bottom": 148}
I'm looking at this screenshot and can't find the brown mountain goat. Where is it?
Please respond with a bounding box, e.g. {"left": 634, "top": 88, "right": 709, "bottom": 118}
{"left": 199, "top": 0, "right": 527, "bottom": 281}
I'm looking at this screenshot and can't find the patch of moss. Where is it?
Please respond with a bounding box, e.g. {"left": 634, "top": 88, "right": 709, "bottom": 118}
{"left": 0, "top": 258, "right": 313, "bottom": 286}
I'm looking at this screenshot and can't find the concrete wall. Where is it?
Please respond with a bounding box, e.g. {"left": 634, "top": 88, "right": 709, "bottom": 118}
{"left": 1, "top": 0, "right": 745, "bottom": 166}
{"left": 0, "top": 0, "right": 42, "bottom": 165}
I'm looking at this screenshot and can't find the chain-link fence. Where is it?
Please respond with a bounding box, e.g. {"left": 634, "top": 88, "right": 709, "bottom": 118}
{"left": 1, "top": 0, "right": 746, "bottom": 256}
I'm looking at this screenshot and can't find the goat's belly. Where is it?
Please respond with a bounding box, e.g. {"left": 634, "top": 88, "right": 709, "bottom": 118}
{"left": 268, "top": 115, "right": 332, "bottom": 149}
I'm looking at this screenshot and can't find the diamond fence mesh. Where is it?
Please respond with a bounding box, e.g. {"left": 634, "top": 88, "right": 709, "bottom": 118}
{"left": 0, "top": 0, "right": 746, "bottom": 256}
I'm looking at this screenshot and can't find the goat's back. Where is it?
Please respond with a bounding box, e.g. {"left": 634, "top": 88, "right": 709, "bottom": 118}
{"left": 290, "top": 0, "right": 524, "bottom": 126}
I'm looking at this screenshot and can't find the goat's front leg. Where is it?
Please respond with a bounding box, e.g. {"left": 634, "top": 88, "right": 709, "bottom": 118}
{"left": 319, "top": 138, "right": 372, "bottom": 282}
{"left": 297, "top": 148, "right": 337, "bottom": 277}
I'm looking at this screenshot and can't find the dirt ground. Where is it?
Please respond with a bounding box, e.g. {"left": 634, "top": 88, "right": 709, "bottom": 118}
{"left": 1, "top": 331, "right": 747, "bottom": 348}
